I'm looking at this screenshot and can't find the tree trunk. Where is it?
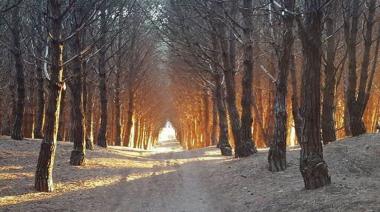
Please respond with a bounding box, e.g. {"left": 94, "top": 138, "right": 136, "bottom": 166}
{"left": 33, "top": 2, "right": 45, "bottom": 139}
{"left": 202, "top": 90, "right": 211, "bottom": 146}
{"left": 211, "top": 94, "right": 218, "bottom": 146}
{"left": 268, "top": 0, "right": 294, "bottom": 172}
{"left": 214, "top": 73, "right": 232, "bottom": 156}
{"left": 84, "top": 72, "right": 94, "bottom": 150}
{"left": 289, "top": 55, "right": 302, "bottom": 144}
{"left": 216, "top": 0, "right": 253, "bottom": 157}
{"left": 97, "top": 3, "right": 108, "bottom": 148}
{"left": 35, "top": 0, "right": 64, "bottom": 192}
{"left": 298, "top": 0, "right": 331, "bottom": 190}
{"left": 124, "top": 90, "right": 134, "bottom": 146}
{"left": 322, "top": 11, "right": 337, "bottom": 144}
{"left": 34, "top": 60, "right": 45, "bottom": 139}
{"left": 133, "top": 118, "right": 139, "bottom": 148}
{"left": 344, "top": 0, "right": 377, "bottom": 136}
{"left": 68, "top": 20, "right": 86, "bottom": 166}
{"left": 57, "top": 88, "right": 66, "bottom": 141}
{"left": 240, "top": 0, "right": 257, "bottom": 154}
{"left": 10, "top": 5, "right": 25, "bottom": 140}
{"left": 114, "top": 70, "right": 122, "bottom": 146}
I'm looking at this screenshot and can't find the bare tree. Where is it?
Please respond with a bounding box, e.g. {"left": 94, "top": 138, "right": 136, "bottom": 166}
{"left": 297, "top": 0, "right": 331, "bottom": 189}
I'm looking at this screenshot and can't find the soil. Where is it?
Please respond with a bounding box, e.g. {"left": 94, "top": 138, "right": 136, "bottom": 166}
{"left": 0, "top": 134, "right": 379, "bottom": 212}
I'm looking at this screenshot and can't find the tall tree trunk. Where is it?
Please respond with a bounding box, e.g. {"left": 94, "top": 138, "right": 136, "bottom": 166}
{"left": 322, "top": 8, "right": 338, "bottom": 144}
{"left": 34, "top": 15, "right": 45, "bottom": 139}
{"left": 68, "top": 16, "right": 86, "bottom": 166}
{"left": 344, "top": 0, "right": 377, "bottom": 136}
{"left": 240, "top": 0, "right": 257, "bottom": 154}
{"left": 268, "top": 0, "right": 295, "bottom": 172}
{"left": 35, "top": 0, "right": 64, "bottom": 192}
{"left": 217, "top": 0, "right": 253, "bottom": 157}
{"left": 298, "top": 0, "right": 331, "bottom": 190}
{"left": 10, "top": 5, "right": 25, "bottom": 140}
{"left": 97, "top": 2, "right": 108, "bottom": 148}
{"left": 114, "top": 4, "right": 123, "bottom": 146}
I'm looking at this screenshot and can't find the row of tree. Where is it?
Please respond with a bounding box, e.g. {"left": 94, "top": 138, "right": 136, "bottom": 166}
{"left": 0, "top": 0, "right": 379, "bottom": 192}
{"left": 159, "top": 0, "right": 379, "bottom": 190}
{"left": 0, "top": 0, "right": 171, "bottom": 192}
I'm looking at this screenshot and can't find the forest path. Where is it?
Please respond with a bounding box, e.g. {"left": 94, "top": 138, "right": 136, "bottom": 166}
{"left": 2, "top": 135, "right": 379, "bottom": 211}
{"left": 112, "top": 140, "right": 231, "bottom": 212}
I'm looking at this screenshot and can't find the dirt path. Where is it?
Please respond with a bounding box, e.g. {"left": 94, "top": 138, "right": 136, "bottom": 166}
{"left": 112, "top": 141, "right": 230, "bottom": 212}
{"left": 1, "top": 135, "right": 379, "bottom": 212}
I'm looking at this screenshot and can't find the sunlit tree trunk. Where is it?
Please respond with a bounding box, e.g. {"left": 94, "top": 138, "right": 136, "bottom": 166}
{"left": 298, "top": 0, "right": 331, "bottom": 189}
{"left": 35, "top": 0, "right": 64, "bottom": 192}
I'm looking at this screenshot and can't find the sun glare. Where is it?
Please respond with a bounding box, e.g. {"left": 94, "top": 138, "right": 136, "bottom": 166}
{"left": 158, "top": 122, "right": 176, "bottom": 142}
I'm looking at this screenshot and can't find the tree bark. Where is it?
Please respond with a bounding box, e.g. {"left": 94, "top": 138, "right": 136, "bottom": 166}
{"left": 215, "top": 73, "right": 232, "bottom": 156}
{"left": 114, "top": 73, "right": 122, "bottom": 146}
{"left": 34, "top": 8, "right": 45, "bottom": 139}
{"left": 202, "top": 89, "right": 211, "bottom": 146}
{"left": 57, "top": 88, "right": 66, "bottom": 141}
{"left": 217, "top": 0, "right": 253, "bottom": 157}
{"left": 97, "top": 2, "right": 108, "bottom": 148}
{"left": 211, "top": 93, "right": 218, "bottom": 146}
{"left": 322, "top": 10, "right": 337, "bottom": 144}
{"left": 240, "top": 0, "right": 257, "bottom": 154}
{"left": 84, "top": 71, "right": 94, "bottom": 150}
{"left": 124, "top": 89, "right": 134, "bottom": 146}
{"left": 298, "top": 0, "right": 331, "bottom": 190}
{"left": 68, "top": 14, "right": 86, "bottom": 166}
{"left": 344, "top": 0, "right": 377, "bottom": 136}
{"left": 10, "top": 5, "right": 25, "bottom": 140}
{"left": 35, "top": 0, "right": 64, "bottom": 192}
{"left": 268, "top": 0, "right": 295, "bottom": 172}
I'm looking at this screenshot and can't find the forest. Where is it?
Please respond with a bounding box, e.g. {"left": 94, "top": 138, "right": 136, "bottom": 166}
{"left": 0, "top": 0, "right": 379, "bottom": 211}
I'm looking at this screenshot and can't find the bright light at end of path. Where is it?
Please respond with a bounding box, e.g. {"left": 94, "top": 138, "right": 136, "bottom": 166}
{"left": 158, "top": 122, "right": 176, "bottom": 142}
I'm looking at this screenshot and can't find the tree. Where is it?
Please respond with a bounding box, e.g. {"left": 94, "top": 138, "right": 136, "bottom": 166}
{"left": 216, "top": 0, "right": 254, "bottom": 157}
{"left": 268, "top": 0, "right": 295, "bottom": 172}
{"left": 344, "top": 0, "right": 378, "bottom": 136}
{"left": 35, "top": 0, "right": 65, "bottom": 192}
{"left": 240, "top": 0, "right": 257, "bottom": 155}
{"left": 97, "top": 0, "right": 108, "bottom": 148}
{"left": 297, "top": 0, "right": 331, "bottom": 189}
{"left": 9, "top": 4, "right": 25, "bottom": 140}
